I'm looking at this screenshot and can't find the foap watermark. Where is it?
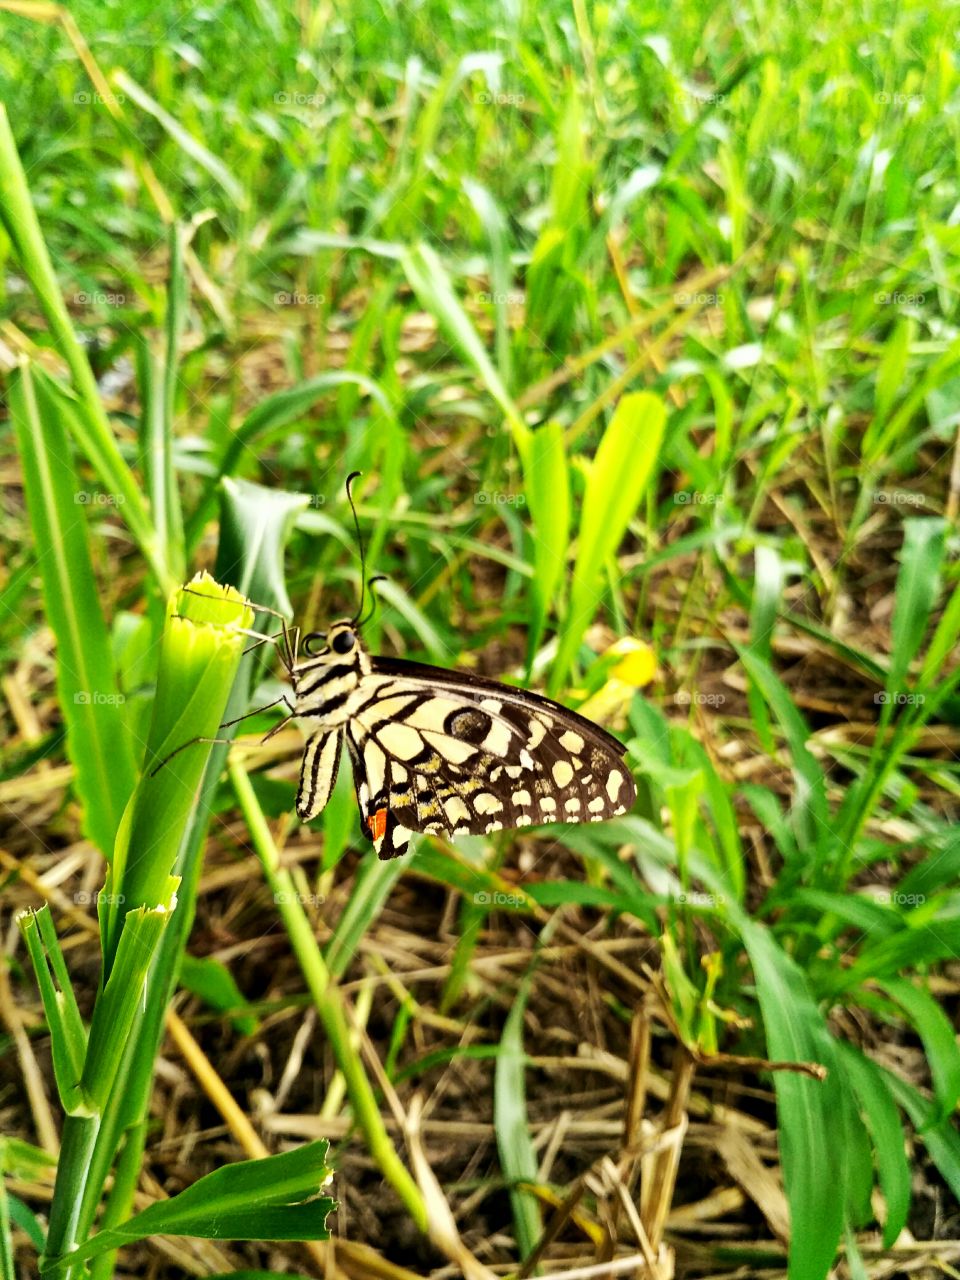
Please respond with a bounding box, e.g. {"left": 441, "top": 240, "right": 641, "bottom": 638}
{"left": 874, "top": 491, "right": 925, "bottom": 507}
{"left": 74, "top": 91, "right": 125, "bottom": 107}
{"left": 74, "top": 691, "right": 126, "bottom": 706}
{"left": 474, "top": 890, "right": 523, "bottom": 908}
{"left": 476, "top": 290, "right": 525, "bottom": 306}
{"left": 75, "top": 290, "right": 126, "bottom": 306}
{"left": 875, "top": 290, "right": 926, "bottom": 306}
{"left": 675, "top": 890, "right": 724, "bottom": 908}
{"left": 674, "top": 491, "right": 721, "bottom": 505}
{"left": 875, "top": 691, "right": 925, "bottom": 706}
{"left": 675, "top": 290, "right": 725, "bottom": 306}
{"left": 675, "top": 690, "right": 726, "bottom": 708}
{"left": 875, "top": 91, "right": 925, "bottom": 108}
{"left": 874, "top": 890, "right": 926, "bottom": 907}
{"left": 474, "top": 491, "right": 526, "bottom": 506}
{"left": 674, "top": 89, "right": 726, "bottom": 106}
{"left": 274, "top": 891, "right": 326, "bottom": 906}
{"left": 475, "top": 91, "right": 525, "bottom": 107}
{"left": 275, "top": 91, "right": 326, "bottom": 107}
{"left": 75, "top": 890, "right": 125, "bottom": 905}
{"left": 275, "top": 290, "right": 326, "bottom": 307}
{"left": 75, "top": 491, "right": 125, "bottom": 506}
{"left": 307, "top": 494, "right": 326, "bottom": 507}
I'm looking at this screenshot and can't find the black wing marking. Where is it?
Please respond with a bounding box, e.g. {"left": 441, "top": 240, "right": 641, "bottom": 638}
{"left": 296, "top": 728, "right": 343, "bottom": 822}
{"left": 341, "top": 658, "right": 635, "bottom": 858}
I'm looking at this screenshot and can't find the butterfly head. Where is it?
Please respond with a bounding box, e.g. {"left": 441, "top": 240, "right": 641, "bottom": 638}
{"left": 292, "top": 618, "right": 369, "bottom": 690}
{"left": 298, "top": 620, "right": 359, "bottom": 661}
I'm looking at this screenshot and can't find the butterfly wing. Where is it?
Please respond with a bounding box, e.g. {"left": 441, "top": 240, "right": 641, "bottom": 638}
{"left": 345, "top": 657, "right": 635, "bottom": 859}
{"left": 295, "top": 728, "right": 343, "bottom": 823}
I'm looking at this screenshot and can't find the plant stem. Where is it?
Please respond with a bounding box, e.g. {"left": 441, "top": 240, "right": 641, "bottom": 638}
{"left": 43, "top": 1115, "right": 101, "bottom": 1279}
{"left": 228, "top": 759, "right": 429, "bottom": 1233}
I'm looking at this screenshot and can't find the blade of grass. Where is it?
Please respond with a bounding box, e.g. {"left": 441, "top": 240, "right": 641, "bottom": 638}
{"left": 550, "top": 392, "right": 666, "bottom": 694}
{"left": 0, "top": 106, "right": 169, "bottom": 591}
{"left": 9, "top": 362, "right": 137, "bottom": 856}
{"left": 400, "top": 242, "right": 529, "bottom": 451}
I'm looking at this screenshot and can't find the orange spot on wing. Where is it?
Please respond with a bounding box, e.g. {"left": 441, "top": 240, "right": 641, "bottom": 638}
{"left": 367, "top": 807, "right": 388, "bottom": 841}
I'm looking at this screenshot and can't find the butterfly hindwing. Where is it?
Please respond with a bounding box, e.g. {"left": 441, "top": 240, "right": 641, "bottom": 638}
{"left": 342, "top": 657, "right": 635, "bottom": 859}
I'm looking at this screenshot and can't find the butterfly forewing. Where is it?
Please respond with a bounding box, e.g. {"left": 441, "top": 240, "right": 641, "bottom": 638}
{"left": 316, "top": 656, "right": 635, "bottom": 859}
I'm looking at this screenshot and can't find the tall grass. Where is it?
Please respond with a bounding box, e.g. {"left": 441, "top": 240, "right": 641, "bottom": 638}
{"left": 1, "top": 0, "right": 958, "bottom": 1276}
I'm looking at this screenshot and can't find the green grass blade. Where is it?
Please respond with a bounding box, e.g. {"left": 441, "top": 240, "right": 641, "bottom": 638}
{"left": 521, "top": 420, "right": 571, "bottom": 670}
{"left": 400, "top": 242, "right": 528, "bottom": 450}
{"left": 495, "top": 966, "right": 542, "bottom": 1262}
{"left": 0, "top": 106, "right": 168, "bottom": 591}
{"left": 888, "top": 517, "right": 946, "bottom": 697}
{"left": 739, "top": 920, "right": 844, "bottom": 1280}
{"left": 9, "top": 363, "right": 138, "bottom": 856}
{"left": 42, "top": 1142, "right": 334, "bottom": 1273}
{"left": 877, "top": 977, "right": 960, "bottom": 1120}
{"left": 550, "top": 391, "right": 665, "bottom": 693}
{"left": 112, "top": 70, "right": 247, "bottom": 208}
{"left": 835, "top": 1044, "right": 911, "bottom": 1249}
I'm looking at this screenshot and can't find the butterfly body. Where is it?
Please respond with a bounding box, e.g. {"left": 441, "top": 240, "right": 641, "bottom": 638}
{"left": 291, "top": 620, "right": 636, "bottom": 859}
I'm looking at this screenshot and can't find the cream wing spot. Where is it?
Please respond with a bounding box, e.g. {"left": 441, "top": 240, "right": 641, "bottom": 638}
{"left": 364, "top": 741, "right": 387, "bottom": 799}
{"left": 588, "top": 796, "right": 606, "bottom": 814}
{"left": 378, "top": 722, "right": 425, "bottom": 761}
{"left": 565, "top": 797, "right": 581, "bottom": 814}
{"left": 559, "top": 729, "right": 584, "bottom": 753}
{"left": 606, "top": 770, "right": 624, "bottom": 802}
{"left": 443, "top": 796, "right": 470, "bottom": 827}
{"left": 512, "top": 789, "right": 532, "bottom": 806}
{"left": 541, "top": 797, "right": 557, "bottom": 813}
{"left": 476, "top": 792, "right": 503, "bottom": 815}
{"left": 552, "top": 759, "right": 574, "bottom": 788}
{"left": 481, "top": 719, "right": 513, "bottom": 756}
{"left": 422, "top": 731, "right": 478, "bottom": 765}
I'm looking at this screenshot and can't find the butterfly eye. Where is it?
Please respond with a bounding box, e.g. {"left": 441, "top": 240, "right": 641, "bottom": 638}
{"left": 303, "top": 632, "right": 326, "bottom": 657}
{"left": 331, "top": 629, "right": 356, "bottom": 655}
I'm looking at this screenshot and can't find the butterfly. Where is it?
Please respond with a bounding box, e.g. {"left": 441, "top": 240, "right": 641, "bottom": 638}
{"left": 287, "top": 616, "right": 637, "bottom": 859}
{"left": 171, "top": 474, "right": 636, "bottom": 859}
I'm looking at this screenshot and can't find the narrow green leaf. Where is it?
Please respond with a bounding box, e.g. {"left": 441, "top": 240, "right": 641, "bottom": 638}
{"left": 112, "top": 70, "right": 247, "bottom": 208}
{"left": 882, "top": 1070, "right": 960, "bottom": 1202}
{"left": 0, "top": 105, "right": 168, "bottom": 590}
{"left": 521, "top": 421, "right": 571, "bottom": 667}
{"left": 888, "top": 518, "right": 946, "bottom": 696}
{"left": 80, "top": 907, "right": 170, "bottom": 1113}
{"left": 179, "top": 954, "right": 258, "bottom": 1036}
{"left": 495, "top": 967, "right": 542, "bottom": 1262}
{"left": 400, "top": 242, "right": 528, "bottom": 450}
{"left": 42, "top": 1142, "right": 334, "bottom": 1272}
{"left": 877, "top": 976, "right": 960, "bottom": 1119}
{"left": 737, "top": 648, "right": 828, "bottom": 854}
{"left": 551, "top": 392, "right": 666, "bottom": 693}
{"left": 835, "top": 1044, "right": 911, "bottom": 1247}
{"left": 739, "top": 920, "right": 844, "bottom": 1280}
{"left": 9, "top": 363, "right": 138, "bottom": 856}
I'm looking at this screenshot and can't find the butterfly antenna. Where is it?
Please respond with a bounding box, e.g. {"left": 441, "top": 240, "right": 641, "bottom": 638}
{"left": 357, "top": 574, "right": 387, "bottom": 628}
{"left": 346, "top": 470, "right": 369, "bottom": 626}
